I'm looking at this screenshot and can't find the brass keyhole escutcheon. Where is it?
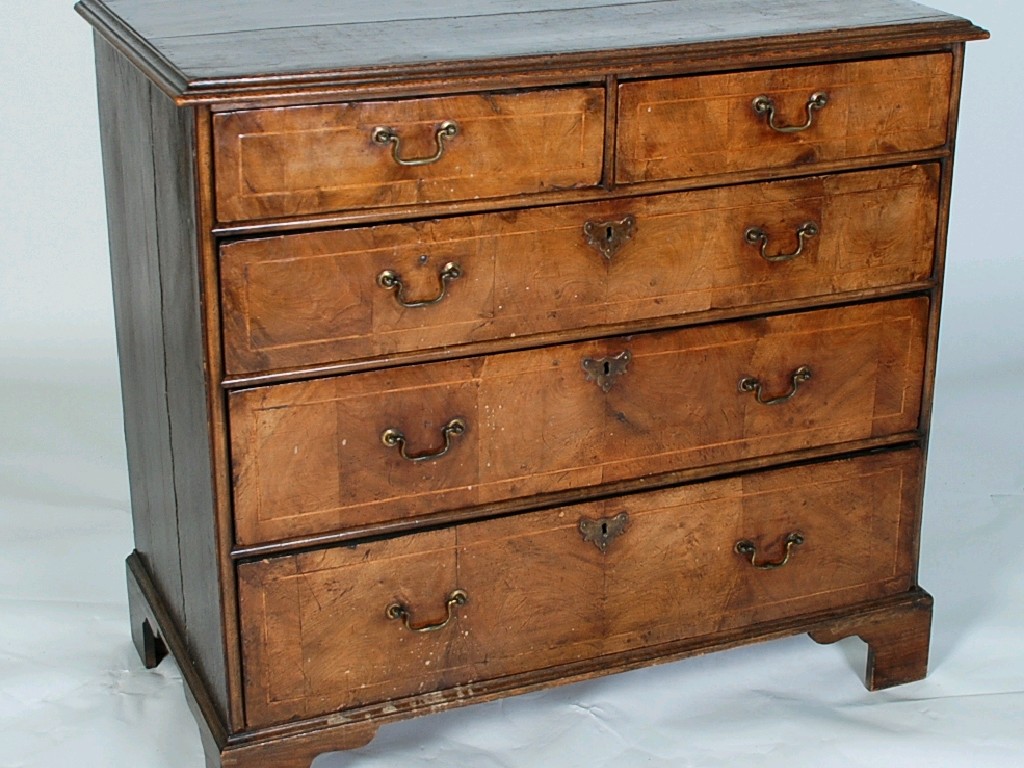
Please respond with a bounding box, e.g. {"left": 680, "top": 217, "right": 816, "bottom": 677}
{"left": 583, "top": 215, "right": 636, "bottom": 261}
{"left": 582, "top": 350, "right": 631, "bottom": 392}
{"left": 579, "top": 513, "right": 629, "bottom": 553}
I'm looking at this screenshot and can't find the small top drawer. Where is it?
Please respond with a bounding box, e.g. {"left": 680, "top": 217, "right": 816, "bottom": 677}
{"left": 616, "top": 54, "right": 952, "bottom": 184}
{"left": 213, "top": 87, "right": 605, "bottom": 223}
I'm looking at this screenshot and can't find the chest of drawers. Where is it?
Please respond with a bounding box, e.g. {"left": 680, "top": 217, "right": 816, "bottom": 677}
{"left": 78, "top": 1, "right": 986, "bottom": 766}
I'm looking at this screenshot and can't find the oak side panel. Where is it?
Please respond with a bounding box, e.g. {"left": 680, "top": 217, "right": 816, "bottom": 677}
{"left": 151, "top": 85, "right": 230, "bottom": 721}
{"left": 96, "top": 34, "right": 183, "bottom": 629}
{"left": 194, "top": 104, "right": 247, "bottom": 731}
{"left": 237, "top": 448, "right": 921, "bottom": 727}
{"left": 220, "top": 164, "right": 938, "bottom": 375}
{"left": 230, "top": 298, "right": 929, "bottom": 545}
{"left": 617, "top": 54, "right": 952, "bottom": 184}
{"left": 913, "top": 43, "right": 969, "bottom": 584}
{"left": 95, "top": 37, "right": 229, "bottom": 719}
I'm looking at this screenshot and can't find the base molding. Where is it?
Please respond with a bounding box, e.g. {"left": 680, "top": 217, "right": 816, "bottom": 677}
{"left": 127, "top": 551, "right": 933, "bottom": 767}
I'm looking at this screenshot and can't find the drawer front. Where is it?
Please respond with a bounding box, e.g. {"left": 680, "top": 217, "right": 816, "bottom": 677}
{"left": 617, "top": 55, "right": 951, "bottom": 184}
{"left": 239, "top": 449, "right": 921, "bottom": 727}
{"left": 221, "top": 165, "right": 938, "bottom": 376}
{"left": 213, "top": 88, "right": 605, "bottom": 223}
{"left": 230, "top": 298, "right": 927, "bottom": 545}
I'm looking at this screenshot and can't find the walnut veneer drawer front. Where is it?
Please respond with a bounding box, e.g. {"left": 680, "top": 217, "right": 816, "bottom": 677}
{"left": 230, "top": 298, "right": 927, "bottom": 545}
{"left": 238, "top": 448, "right": 921, "bottom": 728}
{"left": 617, "top": 54, "right": 952, "bottom": 184}
{"left": 221, "top": 165, "right": 938, "bottom": 376}
{"left": 213, "top": 88, "right": 605, "bottom": 223}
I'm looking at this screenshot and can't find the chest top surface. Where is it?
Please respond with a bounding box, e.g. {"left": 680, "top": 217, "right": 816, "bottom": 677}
{"left": 77, "top": 0, "right": 985, "bottom": 102}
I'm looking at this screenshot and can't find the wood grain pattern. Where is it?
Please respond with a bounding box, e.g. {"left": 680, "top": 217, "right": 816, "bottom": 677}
{"left": 221, "top": 164, "right": 939, "bottom": 375}
{"left": 617, "top": 54, "right": 952, "bottom": 184}
{"left": 76, "top": 0, "right": 986, "bottom": 102}
{"left": 95, "top": 32, "right": 181, "bottom": 632}
{"left": 97, "top": 0, "right": 967, "bottom": 40}
{"left": 238, "top": 448, "right": 921, "bottom": 727}
{"left": 193, "top": 102, "right": 247, "bottom": 729}
{"left": 213, "top": 88, "right": 604, "bottom": 222}
{"left": 810, "top": 589, "right": 933, "bottom": 690}
{"left": 131, "top": 539, "right": 934, "bottom": 768}
{"left": 230, "top": 298, "right": 928, "bottom": 545}
{"left": 219, "top": 726, "right": 377, "bottom": 768}
{"left": 95, "top": 37, "right": 230, "bottom": 719}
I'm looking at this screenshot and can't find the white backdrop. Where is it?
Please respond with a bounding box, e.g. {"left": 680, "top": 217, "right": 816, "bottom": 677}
{"left": 1, "top": 2, "right": 1021, "bottom": 766}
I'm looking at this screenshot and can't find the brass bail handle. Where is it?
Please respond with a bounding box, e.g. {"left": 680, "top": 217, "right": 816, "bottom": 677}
{"left": 372, "top": 121, "right": 458, "bottom": 167}
{"left": 744, "top": 222, "right": 819, "bottom": 263}
{"left": 739, "top": 365, "right": 812, "bottom": 406}
{"left": 752, "top": 92, "right": 829, "bottom": 133}
{"left": 387, "top": 589, "right": 468, "bottom": 633}
{"left": 735, "top": 532, "right": 805, "bottom": 570}
{"left": 378, "top": 261, "right": 463, "bottom": 308}
{"left": 381, "top": 418, "right": 466, "bottom": 463}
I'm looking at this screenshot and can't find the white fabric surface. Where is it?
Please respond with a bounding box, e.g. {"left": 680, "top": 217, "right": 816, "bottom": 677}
{"left": 1, "top": 1, "right": 1020, "bottom": 766}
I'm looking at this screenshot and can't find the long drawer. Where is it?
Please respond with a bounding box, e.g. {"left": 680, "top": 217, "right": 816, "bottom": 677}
{"left": 229, "top": 298, "right": 927, "bottom": 545}
{"left": 238, "top": 448, "right": 922, "bottom": 728}
{"left": 220, "top": 165, "right": 938, "bottom": 376}
{"left": 213, "top": 87, "right": 605, "bottom": 223}
{"left": 617, "top": 54, "right": 951, "bottom": 184}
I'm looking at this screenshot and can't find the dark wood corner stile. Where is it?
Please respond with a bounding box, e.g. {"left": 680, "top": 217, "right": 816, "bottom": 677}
{"left": 78, "top": 2, "right": 987, "bottom": 766}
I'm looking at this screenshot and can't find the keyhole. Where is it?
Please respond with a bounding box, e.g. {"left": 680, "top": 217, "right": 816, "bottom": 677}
{"left": 602, "top": 361, "right": 612, "bottom": 376}
{"left": 605, "top": 225, "right": 615, "bottom": 243}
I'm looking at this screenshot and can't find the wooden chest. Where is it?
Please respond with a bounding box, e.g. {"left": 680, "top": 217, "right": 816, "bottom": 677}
{"left": 77, "top": 1, "right": 987, "bottom": 765}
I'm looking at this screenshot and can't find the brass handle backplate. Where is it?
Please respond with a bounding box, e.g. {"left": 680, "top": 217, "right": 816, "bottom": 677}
{"left": 752, "top": 92, "right": 828, "bottom": 133}
{"left": 579, "top": 512, "right": 629, "bottom": 553}
{"left": 583, "top": 216, "right": 636, "bottom": 261}
{"left": 382, "top": 418, "right": 466, "bottom": 462}
{"left": 739, "top": 365, "right": 812, "bottom": 406}
{"left": 735, "top": 532, "right": 805, "bottom": 570}
{"left": 745, "top": 221, "right": 819, "bottom": 263}
{"left": 378, "top": 261, "right": 462, "bottom": 308}
{"left": 387, "top": 589, "right": 468, "bottom": 633}
{"left": 372, "top": 121, "right": 458, "bottom": 166}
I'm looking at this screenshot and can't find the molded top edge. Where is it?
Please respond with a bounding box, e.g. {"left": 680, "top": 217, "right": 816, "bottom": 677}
{"left": 76, "top": 0, "right": 989, "bottom": 104}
